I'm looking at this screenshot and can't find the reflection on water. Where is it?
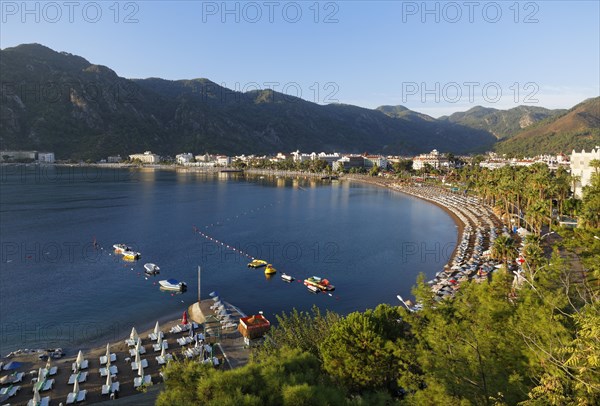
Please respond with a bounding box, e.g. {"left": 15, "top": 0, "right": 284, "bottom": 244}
{"left": 0, "top": 167, "right": 456, "bottom": 353}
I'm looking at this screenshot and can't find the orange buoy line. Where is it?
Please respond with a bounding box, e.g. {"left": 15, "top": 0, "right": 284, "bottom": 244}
{"left": 200, "top": 201, "right": 282, "bottom": 231}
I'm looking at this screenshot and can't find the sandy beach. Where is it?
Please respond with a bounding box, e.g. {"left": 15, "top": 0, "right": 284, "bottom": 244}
{"left": 0, "top": 298, "right": 247, "bottom": 406}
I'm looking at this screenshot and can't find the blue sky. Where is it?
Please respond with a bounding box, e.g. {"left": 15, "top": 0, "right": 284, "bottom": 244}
{"left": 2, "top": 1, "right": 599, "bottom": 117}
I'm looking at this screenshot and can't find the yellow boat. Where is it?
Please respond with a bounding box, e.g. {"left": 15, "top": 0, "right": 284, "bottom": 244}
{"left": 123, "top": 250, "right": 141, "bottom": 261}
{"left": 248, "top": 259, "right": 268, "bottom": 268}
{"left": 264, "top": 264, "right": 277, "bottom": 275}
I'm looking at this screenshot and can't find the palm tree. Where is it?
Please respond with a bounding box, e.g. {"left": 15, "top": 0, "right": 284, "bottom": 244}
{"left": 492, "top": 235, "right": 517, "bottom": 273}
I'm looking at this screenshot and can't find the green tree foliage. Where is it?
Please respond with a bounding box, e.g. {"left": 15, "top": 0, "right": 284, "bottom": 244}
{"left": 579, "top": 161, "right": 600, "bottom": 229}
{"left": 252, "top": 306, "right": 341, "bottom": 361}
{"left": 157, "top": 348, "right": 347, "bottom": 406}
{"left": 410, "top": 275, "right": 530, "bottom": 405}
{"left": 320, "top": 304, "right": 417, "bottom": 393}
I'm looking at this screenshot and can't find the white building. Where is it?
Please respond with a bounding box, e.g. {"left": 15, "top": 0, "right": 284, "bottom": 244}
{"left": 412, "top": 149, "right": 449, "bottom": 171}
{"left": 107, "top": 155, "right": 122, "bottom": 163}
{"left": 363, "top": 155, "right": 388, "bottom": 169}
{"left": 129, "top": 151, "right": 160, "bottom": 164}
{"left": 291, "top": 150, "right": 312, "bottom": 163}
{"left": 176, "top": 153, "right": 194, "bottom": 164}
{"left": 195, "top": 153, "right": 214, "bottom": 162}
{"left": 37, "top": 152, "right": 55, "bottom": 163}
{"left": 571, "top": 146, "right": 600, "bottom": 198}
{"left": 216, "top": 156, "right": 231, "bottom": 166}
{"left": 317, "top": 152, "right": 341, "bottom": 166}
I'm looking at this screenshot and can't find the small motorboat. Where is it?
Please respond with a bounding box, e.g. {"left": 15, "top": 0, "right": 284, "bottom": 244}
{"left": 247, "top": 259, "right": 268, "bottom": 268}
{"left": 264, "top": 264, "right": 277, "bottom": 275}
{"left": 123, "top": 250, "right": 141, "bottom": 260}
{"left": 144, "top": 263, "right": 160, "bottom": 275}
{"left": 306, "top": 285, "right": 319, "bottom": 294}
{"left": 159, "top": 279, "right": 187, "bottom": 292}
{"left": 113, "top": 244, "right": 131, "bottom": 253}
{"left": 281, "top": 273, "right": 294, "bottom": 282}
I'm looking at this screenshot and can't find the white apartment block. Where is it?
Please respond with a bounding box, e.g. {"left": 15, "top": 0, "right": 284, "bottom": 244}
{"left": 571, "top": 147, "right": 600, "bottom": 198}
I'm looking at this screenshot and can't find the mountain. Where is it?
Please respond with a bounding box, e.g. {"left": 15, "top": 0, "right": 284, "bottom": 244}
{"left": 495, "top": 97, "right": 600, "bottom": 156}
{"left": 0, "top": 44, "right": 496, "bottom": 160}
{"left": 440, "top": 105, "right": 566, "bottom": 139}
{"left": 376, "top": 105, "right": 436, "bottom": 122}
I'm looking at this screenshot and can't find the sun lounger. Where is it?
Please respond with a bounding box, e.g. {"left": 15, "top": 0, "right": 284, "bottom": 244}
{"left": 129, "top": 347, "right": 146, "bottom": 356}
{"left": 149, "top": 331, "right": 164, "bottom": 341}
{"left": 34, "top": 378, "right": 54, "bottom": 391}
{"left": 0, "top": 385, "right": 20, "bottom": 397}
{"left": 71, "top": 360, "right": 88, "bottom": 372}
{"left": 183, "top": 348, "right": 200, "bottom": 358}
{"left": 42, "top": 366, "right": 57, "bottom": 376}
{"left": 67, "top": 372, "right": 87, "bottom": 384}
{"left": 28, "top": 396, "right": 50, "bottom": 406}
{"left": 99, "top": 365, "right": 118, "bottom": 377}
{"left": 133, "top": 375, "right": 152, "bottom": 388}
{"left": 99, "top": 353, "right": 117, "bottom": 365}
{"left": 125, "top": 338, "right": 137, "bottom": 346}
{"left": 66, "top": 389, "right": 87, "bottom": 404}
{"left": 177, "top": 336, "right": 193, "bottom": 346}
{"left": 156, "top": 354, "right": 173, "bottom": 365}
{"left": 153, "top": 341, "right": 168, "bottom": 352}
{"left": 101, "top": 382, "right": 120, "bottom": 395}
{"left": 130, "top": 359, "right": 148, "bottom": 370}
{"left": 6, "top": 372, "right": 24, "bottom": 383}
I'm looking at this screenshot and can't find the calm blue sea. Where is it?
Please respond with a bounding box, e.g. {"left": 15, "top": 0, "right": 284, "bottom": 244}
{"left": 0, "top": 166, "right": 457, "bottom": 354}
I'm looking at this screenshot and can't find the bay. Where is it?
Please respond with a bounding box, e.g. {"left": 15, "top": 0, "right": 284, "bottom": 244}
{"left": 0, "top": 166, "right": 457, "bottom": 354}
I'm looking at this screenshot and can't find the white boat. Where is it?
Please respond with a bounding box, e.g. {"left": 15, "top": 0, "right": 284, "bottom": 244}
{"left": 306, "top": 284, "right": 319, "bottom": 294}
{"left": 281, "top": 273, "right": 294, "bottom": 282}
{"left": 159, "top": 279, "right": 187, "bottom": 292}
{"left": 144, "top": 263, "right": 160, "bottom": 275}
{"left": 113, "top": 244, "right": 131, "bottom": 254}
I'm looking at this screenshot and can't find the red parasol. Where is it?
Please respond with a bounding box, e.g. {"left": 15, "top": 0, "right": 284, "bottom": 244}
{"left": 182, "top": 310, "right": 188, "bottom": 325}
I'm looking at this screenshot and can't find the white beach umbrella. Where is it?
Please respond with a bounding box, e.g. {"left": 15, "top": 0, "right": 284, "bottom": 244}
{"left": 160, "top": 345, "right": 166, "bottom": 358}
{"left": 130, "top": 327, "right": 138, "bottom": 341}
{"left": 135, "top": 350, "right": 141, "bottom": 365}
{"left": 32, "top": 387, "right": 41, "bottom": 404}
{"left": 73, "top": 378, "right": 80, "bottom": 394}
{"left": 135, "top": 338, "right": 142, "bottom": 354}
{"left": 37, "top": 367, "right": 45, "bottom": 382}
{"left": 105, "top": 371, "right": 112, "bottom": 387}
{"left": 105, "top": 343, "right": 110, "bottom": 359}
{"left": 45, "top": 357, "right": 51, "bottom": 371}
{"left": 137, "top": 360, "right": 144, "bottom": 377}
{"left": 75, "top": 350, "right": 83, "bottom": 367}
{"left": 153, "top": 321, "right": 160, "bottom": 336}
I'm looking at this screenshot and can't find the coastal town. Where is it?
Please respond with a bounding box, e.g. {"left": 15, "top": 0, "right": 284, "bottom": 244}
{"left": 1, "top": 144, "right": 599, "bottom": 404}
{"left": 2, "top": 1, "right": 599, "bottom": 402}
{"left": 2, "top": 147, "right": 598, "bottom": 196}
